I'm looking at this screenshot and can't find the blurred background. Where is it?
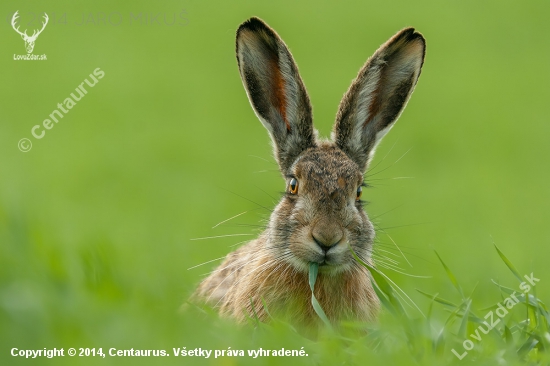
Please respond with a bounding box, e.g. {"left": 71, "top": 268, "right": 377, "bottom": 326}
{"left": 1, "top": 0, "right": 549, "bottom": 364}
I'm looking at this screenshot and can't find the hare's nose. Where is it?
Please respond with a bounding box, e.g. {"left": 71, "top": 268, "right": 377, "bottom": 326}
{"left": 312, "top": 224, "right": 343, "bottom": 253}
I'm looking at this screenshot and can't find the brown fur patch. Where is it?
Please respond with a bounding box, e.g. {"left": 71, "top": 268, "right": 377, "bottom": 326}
{"left": 210, "top": 243, "right": 379, "bottom": 327}
{"left": 269, "top": 58, "right": 289, "bottom": 131}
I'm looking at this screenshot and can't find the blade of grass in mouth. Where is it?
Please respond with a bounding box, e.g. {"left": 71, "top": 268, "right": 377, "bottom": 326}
{"left": 308, "top": 262, "right": 332, "bottom": 328}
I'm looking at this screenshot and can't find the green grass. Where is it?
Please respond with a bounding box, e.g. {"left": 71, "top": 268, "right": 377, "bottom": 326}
{"left": 360, "top": 246, "right": 550, "bottom": 365}
{"left": 303, "top": 246, "right": 550, "bottom": 365}
{"left": 2, "top": 0, "right": 550, "bottom": 365}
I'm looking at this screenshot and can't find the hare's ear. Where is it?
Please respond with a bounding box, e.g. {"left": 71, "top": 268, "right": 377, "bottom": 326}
{"left": 236, "top": 17, "right": 316, "bottom": 173}
{"left": 332, "top": 28, "right": 425, "bottom": 172}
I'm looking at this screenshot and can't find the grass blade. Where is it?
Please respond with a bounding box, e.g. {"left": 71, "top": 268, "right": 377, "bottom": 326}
{"left": 308, "top": 262, "right": 332, "bottom": 328}
{"left": 416, "top": 289, "right": 458, "bottom": 308}
{"left": 517, "top": 335, "right": 538, "bottom": 357}
{"left": 504, "top": 324, "right": 513, "bottom": 345}
{"left": 458, "top": 299, "right": 472, "bottom": 338}
{"left": 350, "top": 247, "right": 423, "bottom": 317}
{"left": 434, "top": 250, "right": 464, "bottom": 299}
{"left": 494, "top": 244, "right": 522, "bottom": 282}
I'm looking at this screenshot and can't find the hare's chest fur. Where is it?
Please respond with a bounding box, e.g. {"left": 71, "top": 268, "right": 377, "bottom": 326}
{"left": 195, "top": 238, "right": 379, "bottom": 325}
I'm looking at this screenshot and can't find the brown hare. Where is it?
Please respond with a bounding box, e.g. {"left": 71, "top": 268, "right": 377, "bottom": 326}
{"left": 193, "top": 17, "right": 425, "bottom": 327}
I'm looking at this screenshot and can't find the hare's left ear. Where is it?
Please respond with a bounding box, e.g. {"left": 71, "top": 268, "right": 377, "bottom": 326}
{"left": 332, "top": 28, "right": 425, "bottom": 172}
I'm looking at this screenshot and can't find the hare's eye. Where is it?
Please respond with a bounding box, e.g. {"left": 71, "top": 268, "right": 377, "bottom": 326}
{"left": 289, "top": 178, "right": 299, "bottom": 194}
{"left": 356, "top": 186, "right": 362, "bottom": 201}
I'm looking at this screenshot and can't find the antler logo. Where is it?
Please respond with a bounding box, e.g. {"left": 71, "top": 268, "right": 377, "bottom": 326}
{"left": 11, "top": 11, "right": 49, "bottom": 54}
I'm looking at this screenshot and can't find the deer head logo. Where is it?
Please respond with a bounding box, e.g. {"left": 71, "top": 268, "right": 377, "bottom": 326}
{"left": 11, "top": 11, "right": 49, "bottom": 54}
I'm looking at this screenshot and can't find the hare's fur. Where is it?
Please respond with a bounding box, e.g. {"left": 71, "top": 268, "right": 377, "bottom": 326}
{"left": 193, "top": 17, "right": 425, "bottom": 327}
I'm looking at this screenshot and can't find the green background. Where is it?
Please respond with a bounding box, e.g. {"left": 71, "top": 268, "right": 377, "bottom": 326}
{"left": 1, "top": 0, "right": 549, "bottom": 365}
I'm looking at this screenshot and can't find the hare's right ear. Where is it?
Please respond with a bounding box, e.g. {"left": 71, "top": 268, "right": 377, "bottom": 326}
{"left": 332, "top": 28, "right": 425, "bottom": 172}
{"left": 236, "top": 17, "right": 316, "bottom": 173}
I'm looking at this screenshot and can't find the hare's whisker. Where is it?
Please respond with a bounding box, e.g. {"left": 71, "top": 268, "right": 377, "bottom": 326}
{"left": 219, "top": 187, "right": 273, "bottom": 213}
{"left": 374, "top": 259, "right": 428, "bottom": 278}
{"left": 377, "top": 265, "right": 431, "bottom": 279}
{"left": 229, "top": 239, "right": 252, "bottom": 248}
{"left": 370, "top": 205, "right": 404, "bottom": 219}
{"left": 271, "top": 257, "right": 295, "bottom": 291}
{"left": 368, "top": 263, "right": 425, "bottom": 317}
{"left": 367, "top": 147, "right": 413, "bottom": 178}
{"left": 378, "top": 222, "right": 429, "bottom": 231}
{"left": 190, "top": 234, "right": 253, "bottom": 241}
{"left": 221, "top": 223, "right": 266, "bottom": 229}
{"left": 379, "top": 232, "right": 412, "bottom": 268}
{"left": 372, "top": 255, "right": 400, "bottom": 266}
{"left": 374, "top": 245, "right": 432, "bottom": 264}
{"left": 371, "top": 248, "right": 399, "bottom": 260}
{"left": 253, "top": 184, "right": 281, "bottom": 203}
{"left": 203, "top": 250, "right": 274, "bottom": 276}
{"left": 253, "top": 169, "right": 280, "bottom": 174}
{"left": 373, "top": 242, "right": 419, "bottom": 253}
{"left": 366, "top": 177, "right": 407, "bottom": 181}
{"left": 248, "top": 155, "right": 276, "bottom": 165}
{"left": 393, "top": 147, "right": 413, "bottom": 165}
{"left": 197, "top": 248, "right": 286, "bottom": 276}
{"left": 373, "top": 248, "right": 402, "bottom": 258}
{"left": 366, "top": 137, "right": 399, "bottom": 174}
{"left": 212, "top": 211, "right": 250, "bottom": 229}
{"left": 187, "top": 256, "right": 227, "bottom": 270}
{"left": 257, "top": 256, "right": 291, "bottom": 293}
{"left": 374, "top": 236, "right": 421, "bottom": 252}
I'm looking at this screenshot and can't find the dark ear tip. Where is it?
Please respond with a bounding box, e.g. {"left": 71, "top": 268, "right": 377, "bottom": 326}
{"left": 237, "top": 17, "right": 270, "bottom": 34}
{"left": 398, "top": 27, "right": 426, "bottom": 46}
{"left": 389, "top": 27, "right": 426, "bottom": 63}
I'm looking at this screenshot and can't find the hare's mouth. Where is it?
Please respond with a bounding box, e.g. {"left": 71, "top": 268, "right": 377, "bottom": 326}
{"left": 286, "top": 233, "right": 354, "bottom": 274}
{"left": 287, "top": 250, "right": 351, "bottom": 275}
{"left": 317, "top": 257, "right": 338, "bottom": 267}
{"left": 316, "top": 259, "right": 351, "bottom": 275}
{"left": 318, "top": 257, "right": 344, "bottom": 268}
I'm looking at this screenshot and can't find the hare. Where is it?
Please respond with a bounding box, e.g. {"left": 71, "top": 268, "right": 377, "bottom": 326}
{"left": 193, "top": 17, "right": 425, "bottom": 327}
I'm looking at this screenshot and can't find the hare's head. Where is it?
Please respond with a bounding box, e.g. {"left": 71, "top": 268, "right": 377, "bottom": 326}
{"left": 236, "top": 18, "right": 425, "bottom": 275}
